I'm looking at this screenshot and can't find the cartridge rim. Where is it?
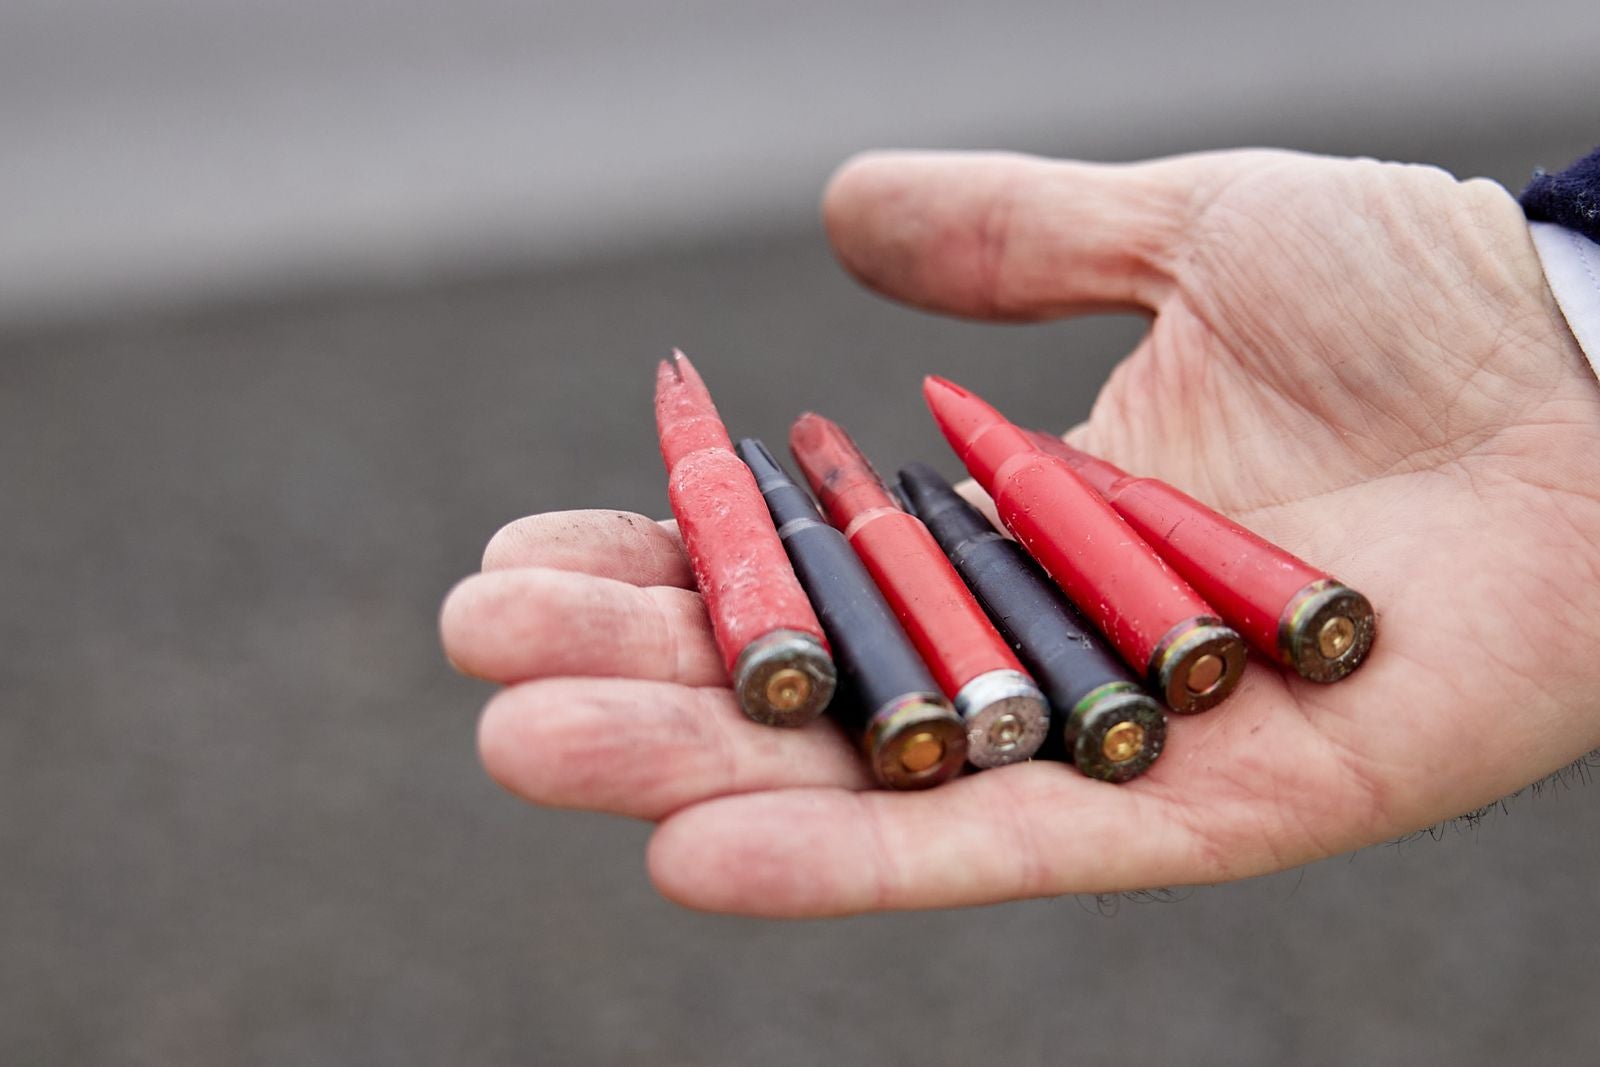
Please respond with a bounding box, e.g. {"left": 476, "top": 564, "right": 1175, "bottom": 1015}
{"left": 732, "top": 630, "right": 837, "bottom": 727}
{"left": 1278, "top": 580, "right": 1376, "bottom": 683}
{"left": 1149, "top": 618, "right": 1247, "bottom": 714}
{"left": 955, "top": 669, "right": 1050, "bottom": 769}
{"left": 1068, "top": 683, "right": 1168, "bottom": 783}
{"left": 864, "top": 693, "right": 968, "bottom": 790}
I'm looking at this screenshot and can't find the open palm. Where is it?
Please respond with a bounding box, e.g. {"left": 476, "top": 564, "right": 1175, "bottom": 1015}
{"left": 441, "top": 149, "right": 1600, "bottom": 916}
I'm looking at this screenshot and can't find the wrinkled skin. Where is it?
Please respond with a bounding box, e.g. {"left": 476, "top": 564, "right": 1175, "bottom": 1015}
{"left": 440, "top": 149, "right": 1600, "bottom": 916}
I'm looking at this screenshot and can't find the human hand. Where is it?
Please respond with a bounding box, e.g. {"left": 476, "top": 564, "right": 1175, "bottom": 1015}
{"left": 440, "top": 149, "right": 1600, "bottom": 916}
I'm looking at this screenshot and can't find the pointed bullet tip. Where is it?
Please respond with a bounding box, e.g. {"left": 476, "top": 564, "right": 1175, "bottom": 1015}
{"left": 922, "top": 378, "right": 956, "bottom": 418}
{"left": 735, "top": 436, "right": 782, "bottom": 476}
{"left": 923, "top": 374, "right": 970, "bottom": 396}
{"left": 793, "top": 410, "right": 841, "bottom": 434}
{"left": 922, "top": 376, "right": 969, "bottom": 412}
{"left": 659, "top": 348, "right": 701, "bottom": 385}
{"left": 788, "top": 411, "right": 832, "bottom": 454}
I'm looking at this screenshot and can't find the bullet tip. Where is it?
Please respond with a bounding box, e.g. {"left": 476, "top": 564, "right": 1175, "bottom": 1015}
{"left": 922, "top": 375, "right": 980, "bottom": 416}
{"left": 921, "top": 374, "right": 968, "bottom": 421}
{"left": 789, "top": 410, "right": 842, "bottom": 440}
{"left": 735, "top": 436, "right": 780, "bottom": 476}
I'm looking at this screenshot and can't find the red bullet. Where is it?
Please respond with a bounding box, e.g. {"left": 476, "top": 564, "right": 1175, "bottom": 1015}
{"left": 1026, "top": 432, "right": 1375, "bottom": 682}
{"left": 655, "top": 351, "right": 835, "bottom": 725}
{"left": 789, "top": 412, "right": 1048, "bottom": 766}
{"left": 922, "top": 376, "right": 1245, "bottom": 713}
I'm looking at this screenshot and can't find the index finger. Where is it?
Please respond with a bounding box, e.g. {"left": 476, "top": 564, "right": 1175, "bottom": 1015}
{"left": 483, "top": 509, "right": 694, "bottom": 588}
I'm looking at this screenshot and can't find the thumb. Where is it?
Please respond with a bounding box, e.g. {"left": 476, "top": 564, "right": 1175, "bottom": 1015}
{"left": 822, "top": 148, "right": 1258, "bottom": 321}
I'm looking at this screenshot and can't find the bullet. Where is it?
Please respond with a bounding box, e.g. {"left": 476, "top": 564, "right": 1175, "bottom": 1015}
{"left": 922, "top": 376, "right": 1245, "bottom": 713}
{"left": 789, "top": 413, "right": 1048, "bottom": 768}
{"left": 655, "top": 352, "right": 835, "bottom": 726}
{"left": 1025, "top": 432, "right": 1376, "bottom": 682}
{"left": 898, "top": 463, "right": 1167, "bottom": 781}
{"left": 736, "top": 437, "right": 967, "bottom": 788}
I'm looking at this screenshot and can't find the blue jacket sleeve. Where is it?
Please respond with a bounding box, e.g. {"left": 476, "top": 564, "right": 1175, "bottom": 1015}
{"left": 1521, "top": 146, "right": 1600, "bottom": 242}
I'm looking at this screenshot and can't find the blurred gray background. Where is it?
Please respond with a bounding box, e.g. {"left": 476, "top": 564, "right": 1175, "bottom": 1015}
{"left": 4, "top": 2, "right": 1599, "bottom": 1064}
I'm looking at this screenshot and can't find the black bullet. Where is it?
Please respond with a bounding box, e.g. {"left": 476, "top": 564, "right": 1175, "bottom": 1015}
{"left": 737, "top": 439, "right": 967, "bottom": 789}
{"left": 898, "top": 462, "right": 1167, "bottom": 783}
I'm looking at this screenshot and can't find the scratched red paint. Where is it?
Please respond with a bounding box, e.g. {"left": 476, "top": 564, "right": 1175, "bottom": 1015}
{"left": 655, "top": 352, "right": 826, "bottom": 673}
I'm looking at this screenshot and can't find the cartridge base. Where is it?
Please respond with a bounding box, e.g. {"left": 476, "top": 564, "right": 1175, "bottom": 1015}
{"left": 954, "top": 669, "right": 1049, "bottom": 769}
{"left": 1148, "top": 617, "right": 1246, "bottom": 714}
{"left": 732, "top": 630, "right": 837, "bottom": 727}
{"left": 1067, "top": 683, "right": 1168, "bottom": 783}
{"left": 864, "top": 693, "right": 968, "bottom": 790}
{"left": 1279, "top": 580, "right": 1376, "bottom": 683}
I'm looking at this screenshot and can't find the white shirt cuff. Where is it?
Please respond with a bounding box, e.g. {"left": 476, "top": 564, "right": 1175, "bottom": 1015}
{"left": 1529, "top": 221, "right": 1600, "bottom": 378}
